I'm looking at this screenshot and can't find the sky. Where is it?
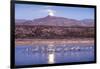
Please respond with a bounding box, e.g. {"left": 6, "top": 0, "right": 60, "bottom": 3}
{"left": 15, "top": 4, "right": 95, "bottom": 20}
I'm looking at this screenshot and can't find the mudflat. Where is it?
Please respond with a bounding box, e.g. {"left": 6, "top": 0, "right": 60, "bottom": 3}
{"left": 15, "top": 38, "right": 94, "bottom": 46}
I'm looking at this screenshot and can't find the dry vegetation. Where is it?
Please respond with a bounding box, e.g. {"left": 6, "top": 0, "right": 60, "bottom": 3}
{"left": 15, "top": 25, "right": 94, "bottom": 39}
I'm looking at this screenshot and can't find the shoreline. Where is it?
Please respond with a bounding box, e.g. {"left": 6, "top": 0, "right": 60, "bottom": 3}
{"left": 15, "top": 38, "right": 94, "bottom": 46}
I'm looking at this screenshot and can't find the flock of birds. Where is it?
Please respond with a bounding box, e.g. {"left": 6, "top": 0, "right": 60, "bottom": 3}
{"left": 24, "top": 44, "right": 94, "bottom": 53}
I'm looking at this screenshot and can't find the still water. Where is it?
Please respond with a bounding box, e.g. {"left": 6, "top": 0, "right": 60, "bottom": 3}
{"left": 15, "top": 44, "right": 94, "bottom": 66}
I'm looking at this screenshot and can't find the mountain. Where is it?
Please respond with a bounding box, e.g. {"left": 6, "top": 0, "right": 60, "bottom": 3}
{"left": 81, "top": 19, "right": 94, "bottom": 27}
{"left": 15, "top": 15, "right": 94, "bottom": 27}
{"left": 15, "top": 19, "right": 29, "bottom": 23}
{"left": 15, "top": 19, "right": 31, "bottom": 25}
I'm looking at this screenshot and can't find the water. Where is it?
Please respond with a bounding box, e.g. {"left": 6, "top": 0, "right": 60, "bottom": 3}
{"left": 15, "top": 44, "right": 94, "bottom": 66}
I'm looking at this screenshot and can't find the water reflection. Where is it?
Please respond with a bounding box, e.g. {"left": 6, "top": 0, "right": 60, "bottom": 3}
{"left": 48, "top": 44, "right": 55, "bottom": 64}
{"left": 15, "top": 44, "right": 94, "bottom": 66}
{"left": 48, "top": 53, "right": 55, "bottom": 64}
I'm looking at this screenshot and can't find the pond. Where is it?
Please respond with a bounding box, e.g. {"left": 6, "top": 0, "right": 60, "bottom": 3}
{"left": 15, "top": 44, "right": 94, "bottom": 66}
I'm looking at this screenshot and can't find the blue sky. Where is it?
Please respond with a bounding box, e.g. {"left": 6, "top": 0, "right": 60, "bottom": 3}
{"left": 15, "top": 4, "right": 94, "bottom": 20}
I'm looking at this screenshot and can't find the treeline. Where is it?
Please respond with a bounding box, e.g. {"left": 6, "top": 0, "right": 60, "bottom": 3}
{"left": 15, "top": 25, "right": 94, "bottom": 39}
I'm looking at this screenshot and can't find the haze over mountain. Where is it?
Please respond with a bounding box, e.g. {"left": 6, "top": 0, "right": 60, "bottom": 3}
{"left": 15, "top": 15, "right": 94, "bottom": 27}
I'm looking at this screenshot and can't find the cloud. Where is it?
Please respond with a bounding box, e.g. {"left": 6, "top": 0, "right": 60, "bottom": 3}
{"left": 42, "top": 6, "right": 56, "bottom": 16}
{"left": 47, "top": 9, "right": 55, "bottom": 16}
{"left": 39, "top": 6, "right": 56, "bottom": 16}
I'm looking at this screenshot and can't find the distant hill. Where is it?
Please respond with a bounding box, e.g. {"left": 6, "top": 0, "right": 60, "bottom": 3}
{"left": 15, "top": 15, "right": 94, "bottom": 27}
{"left": 15, "top": 19, "right": 30, "bottom": 23}
{"left": 81, "top": 19, "right": 94, "bottom": 27}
